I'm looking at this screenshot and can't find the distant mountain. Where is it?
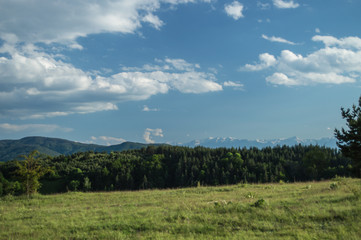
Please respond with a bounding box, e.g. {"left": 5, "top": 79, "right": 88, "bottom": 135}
{"left": 0, "top": 136, "right": 161, "bottom": 162}
{"left": 0, "top": 136, "right": 338, "bottom": 162}
{"left": 182, "top": 136, "right": 338, "bottom": 149}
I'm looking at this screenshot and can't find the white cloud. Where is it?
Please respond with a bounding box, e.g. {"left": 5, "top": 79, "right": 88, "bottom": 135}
{"left": 0, "top": 0, "right": 211, "bottom": 46}
{"left": 315, "top": 28, "right": 321, "bottom": 33}
{"left": 143, "top": 105, "right": 159, "bottom": 112}
{"left": 0, "top": 123, "right": 72, "bottom": 133}
{"left": 312, "top": 35, "right": 361, "bottom": 50}
{"left": 164, "top": 58, "right": 200, "bottom": 71}
{"left": 242, "top": 53, "right": 277, "bottom": 71}
{"left": 0, "top": 1, "right": 222, "bottom": 119}
{"left": 243, "top": 35, "right": 361, "bottom": 86}
{"left": 262, "top": 34, "right": 296, "bottom": 45}
{"left": 143, "top": 128, "right": 164, "bottom": 143}
{"left": 223, "top": 81, "right": 244, "bottom": 90}
{"left": 168, "top": 71, "right": 222, "bottom": 93}
{"left": 0, "top": 44, "right": 222, "bottom": 118}
{"left": 224, "top": 1, "right": 244, "bottom": 20}
{"left": 142, "top": 13, "right": 164, "bottom": 30}
{"left": 273, "top": 0, "right": 299, "bottom": 9}
{"left": 266, "top": 73, "right": 299, "bottom": 86}
{"left": 90, "top": 136, "right": 126, "bottom": 146}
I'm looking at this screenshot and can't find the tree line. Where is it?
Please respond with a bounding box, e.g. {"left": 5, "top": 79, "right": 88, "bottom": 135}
{"left": 0, "top": 145, "right": 352, "bottom": 196}
{"left": 1, "top": 94, "right": 360, "bottom": 197}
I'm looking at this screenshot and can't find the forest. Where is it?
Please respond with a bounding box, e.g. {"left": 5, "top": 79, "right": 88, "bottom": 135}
{"left": 0, "top": 144, "right": 353, "bottom": 196}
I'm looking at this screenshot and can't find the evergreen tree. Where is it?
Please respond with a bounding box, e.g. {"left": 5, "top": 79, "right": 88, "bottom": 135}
{"left": 335, "top": 95, "right": 361, "bottom": 176}
{"left": 15, "top": 150, "right": 52, "bottom": 197}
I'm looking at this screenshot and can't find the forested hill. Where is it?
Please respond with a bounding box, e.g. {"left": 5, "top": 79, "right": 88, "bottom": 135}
{"left": 0, "top": 145, "right": 352, "bottom": 196}
{"left": 0, "top": 136, "right": 338, "bottom": 162}
{"left": 0, "top": 136, "right": 160, "bottom": 162}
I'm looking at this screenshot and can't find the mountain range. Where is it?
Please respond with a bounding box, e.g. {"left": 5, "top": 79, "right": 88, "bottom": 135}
{"left": 182, "top": 136, "right": 337, "bottom": 149}
{"left": 0, "top": 136, "right": 338, "bottom": 162}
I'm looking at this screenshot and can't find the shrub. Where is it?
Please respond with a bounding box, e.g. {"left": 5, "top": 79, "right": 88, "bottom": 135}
{"left": 330, "top": 182, "right": 339, "bottom": 190}
{"left": 253, "top": 198, "right": 267, "bottom": 208}
{"left": 69, "top": 180, "right": 80, "bottom": 191}
{"left": 246, "top": 192, "right": 255, "bottom": 198}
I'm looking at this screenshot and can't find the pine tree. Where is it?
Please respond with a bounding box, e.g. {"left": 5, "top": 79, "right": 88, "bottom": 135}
{"left": 335, "top": 95, "right": 361, "bottom": 176}
{"left": 15, "top": 150, "right": 51, "bottom": 197}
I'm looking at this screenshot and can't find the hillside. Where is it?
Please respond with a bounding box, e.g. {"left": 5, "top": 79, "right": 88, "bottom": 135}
{"left": 0, "top": 136, "right": 158, "bottom": 162}
{"left": 1, "top": 178, "right": 360, "bottom": 239}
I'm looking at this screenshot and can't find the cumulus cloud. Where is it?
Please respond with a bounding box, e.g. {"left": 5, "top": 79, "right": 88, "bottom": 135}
{"left": 223, "top": 81, "right": 244, "bottom": 90}
{"left": 242, "top": 53, "right": 277, "bottom": 71}
{"left": 90, "top": 136, "right": 126, "bottom": 146}
{"left": 0, "top": 0, "right": 211, "bottom": 46}
{"left": 0, "top": 43, "right": 221, "bottom": 118}
{"left": 0, "top": 0, "right": 222, "bottom": 120}
{"left": 312, "top": 35, "right": 361, "bottom": 50}
{"left": 224, "top": 1, "right": 244, "bottom": 20}
{"left": 143, "top": 128, "right": 164, "bottom": 143}
{"left": 242, "top": 35, "right": 361, "bottom": 86}
{"left": 262, "top": 34, "right": 296, "bottom": 45}
{"left": 273, "top": 0, "right": 299, "bottom": 9}
{"left": 142, "top": 13, "right": 164, "bottom": 30}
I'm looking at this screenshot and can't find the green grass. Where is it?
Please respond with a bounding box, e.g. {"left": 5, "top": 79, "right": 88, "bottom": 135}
{"left": 1, "top": 178, "right": 360, "bottom": 239}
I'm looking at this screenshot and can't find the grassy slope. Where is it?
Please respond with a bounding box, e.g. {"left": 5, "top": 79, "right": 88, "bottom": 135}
{"left": 0, "top": 178, "right": 360, "bottom": 239}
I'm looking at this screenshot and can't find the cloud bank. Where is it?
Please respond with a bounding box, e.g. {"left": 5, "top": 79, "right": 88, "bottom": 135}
{"left": 0, "top": 0, "right": 210, "bottom": 45}
{"left": 0, "top": 46, "right": 222, "bottom": 119}
{"left": 0, "top": 1, "right": 222, "bottom": 120}
{"left": 242, "top": 35, "right": 361, "bottom": 86}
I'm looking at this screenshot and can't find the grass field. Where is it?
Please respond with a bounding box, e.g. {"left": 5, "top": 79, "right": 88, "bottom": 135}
{"left": 1, "top": 178, "right": 360, "bottom": 239}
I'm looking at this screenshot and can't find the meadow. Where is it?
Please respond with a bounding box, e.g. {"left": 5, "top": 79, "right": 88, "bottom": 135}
{"left": 1, "top": 178, "right": 360, "bottom": 239}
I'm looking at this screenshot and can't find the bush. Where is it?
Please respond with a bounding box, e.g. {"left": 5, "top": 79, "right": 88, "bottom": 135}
{"left": 246, "top": 192, "right": 255, "bottom": 198}
{"left": 12, "top": 181, "right": 23, "bottom": 195}
{"left": 253, "top": 198, "right": 267, "bottom": 208}
{"left": 69, "top": 180, "right": 80, "bottom": 191}
{"left": 330, "top": 182, "right": 339, "bottom": 190}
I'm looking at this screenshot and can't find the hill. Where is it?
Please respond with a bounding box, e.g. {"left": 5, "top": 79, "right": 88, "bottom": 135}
{"left": 0, "top": 136, "right": 159, "bottom": 162}
{"left": 0, "top": 178, "right": 360, "bottom": 239}
{"left": 0, "top": 136, "right": 338, "bottom": 162}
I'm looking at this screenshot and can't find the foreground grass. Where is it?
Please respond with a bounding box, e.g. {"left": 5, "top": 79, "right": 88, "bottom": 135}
{"left": 1, "top": 178, "right": 360, "bottom": 239}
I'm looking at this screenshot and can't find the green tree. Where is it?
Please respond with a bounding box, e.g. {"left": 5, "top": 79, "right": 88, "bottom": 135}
{"left": 302, "top": 148, "right": 329, "bottom": 180}
{"left": 15, "top": 150, "right": 51, "bottom": 197}
{"left": 335, "top": 96, "right": 361, "bottom": 176}
{"left": 83, "top": 177, "right": 91, "bottom": 191}
{"left": 69, "top": 180, "right": 80, "bottom": 191}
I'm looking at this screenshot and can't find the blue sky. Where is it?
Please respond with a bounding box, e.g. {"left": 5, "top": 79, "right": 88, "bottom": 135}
{"left": 0, "top": 0, "right": 360, "bottom": 145}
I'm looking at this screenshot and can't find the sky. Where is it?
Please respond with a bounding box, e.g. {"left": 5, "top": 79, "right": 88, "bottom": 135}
{"left": 0, "top": 0, "right": 360, "bottom": 145}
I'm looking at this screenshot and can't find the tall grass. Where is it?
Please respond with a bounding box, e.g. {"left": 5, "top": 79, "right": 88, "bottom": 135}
{"left": 1, "top": 178, "right": 360, "bottom": 239}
